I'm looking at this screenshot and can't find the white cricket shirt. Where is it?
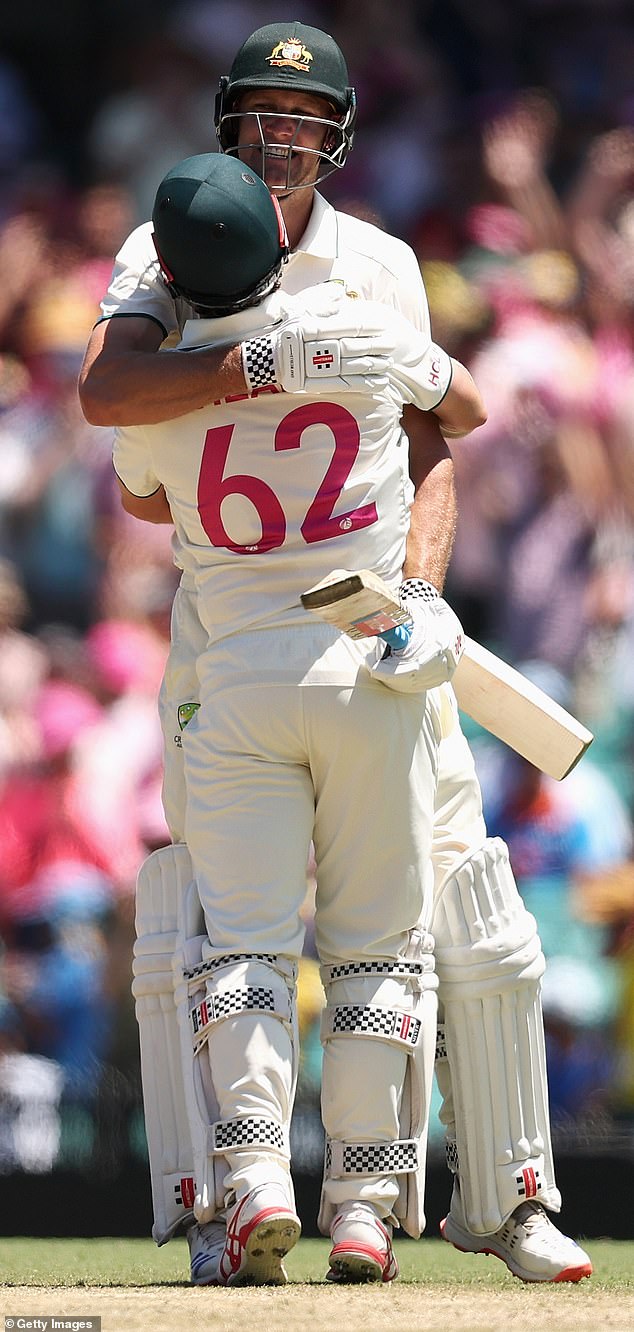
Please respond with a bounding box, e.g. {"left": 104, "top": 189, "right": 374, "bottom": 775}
{"left": 113, "top": 287, "right": 422, "bottom": 643}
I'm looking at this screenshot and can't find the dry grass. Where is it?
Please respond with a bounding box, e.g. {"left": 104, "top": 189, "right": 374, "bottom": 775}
{"left": 2, "top": 1282, "right": 634, "bottom": 1332}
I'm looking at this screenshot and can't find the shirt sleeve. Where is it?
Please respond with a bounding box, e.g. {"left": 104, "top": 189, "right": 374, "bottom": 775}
{"left": 396, "top": 339, "right": 453, "bottom": 410}
{"left": 113, "top": 425, "right": 161, "bottom": 497}
{"left": 98, "top": 222, "right": 184, "bottom": 339}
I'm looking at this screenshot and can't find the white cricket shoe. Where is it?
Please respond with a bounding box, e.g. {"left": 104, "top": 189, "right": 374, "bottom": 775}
{"left": 186, "top": 1220, "right": 226, "bottom": 1285}
{"left": 441, "top": 1190, "right": 593, "bottom": 1283}
{"left": 215, "top": 1183, "right": 301, "bottom": 1286}
{"left": 327, "top": 1202, "right": 399, "bottom": 1283}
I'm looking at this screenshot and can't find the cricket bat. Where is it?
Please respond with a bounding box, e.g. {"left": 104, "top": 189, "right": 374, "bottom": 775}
{"left": 300, "top": 569, "right": 593, "bottom": 780}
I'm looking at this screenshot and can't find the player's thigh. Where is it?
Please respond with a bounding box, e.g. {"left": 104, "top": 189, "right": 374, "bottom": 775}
{"left": 183, "top": 681, "right": 314, "bottom": 957}
{"left": 158, "top": 585, "right": 206, "bottom": 842}
{"left": 432, "top": 683, "right": 487, "bottom": 885}
{"left": 308, "top": 679, "right": 441, "bottom": 963}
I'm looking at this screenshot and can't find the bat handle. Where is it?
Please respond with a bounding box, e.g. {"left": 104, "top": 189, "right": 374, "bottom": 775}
{"left": 378, "top": 623, "right": 412, "bottom": 650}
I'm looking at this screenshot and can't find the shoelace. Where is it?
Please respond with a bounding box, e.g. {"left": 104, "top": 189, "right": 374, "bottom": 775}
{"left": 512, "top": 1202, "right": 551, "bottom": 1233}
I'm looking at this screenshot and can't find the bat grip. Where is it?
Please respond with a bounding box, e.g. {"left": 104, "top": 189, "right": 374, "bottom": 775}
{"left": 378, "top": 623, "right": 412, "bottom": 650}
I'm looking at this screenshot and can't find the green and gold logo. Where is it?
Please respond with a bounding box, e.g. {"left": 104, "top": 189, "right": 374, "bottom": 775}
{"left": 267, "top": 38, "right": 313, "bottom": 73}
{"left": 177, "top": 701, "right": 200, "bottom": 731}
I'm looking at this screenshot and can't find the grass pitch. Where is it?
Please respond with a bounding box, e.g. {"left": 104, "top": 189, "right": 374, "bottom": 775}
{"left": 1, "top": 1236, "right": 633, "bottom": 1332}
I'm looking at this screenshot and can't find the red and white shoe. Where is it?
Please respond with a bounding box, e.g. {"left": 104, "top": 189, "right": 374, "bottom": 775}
{"left": 216, "top": 1184, "right": 301, "bottom": 1286}
{"left": 327, "top": 1203, "right": 399, "bottom": 1283}
{"left": 441, "top": 1190, "right": 593, "bottom": 1284}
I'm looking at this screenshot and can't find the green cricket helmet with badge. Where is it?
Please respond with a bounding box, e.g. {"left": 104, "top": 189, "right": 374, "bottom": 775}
{"left": 214, "top": 21, "right": 357, "bottom": 190}
{"left": 151, "top": 152, "right": 289, "bottom": 315}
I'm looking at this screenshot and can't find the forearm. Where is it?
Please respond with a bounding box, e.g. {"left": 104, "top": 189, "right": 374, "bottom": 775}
{"left": 80, "top": 324, "right": 247, "bottom": 427}
{"left": 402, "top": 407, "right": 457, "bottom": 591}
{"left": 434, "top": 360, "right": 487, "bottom": 440}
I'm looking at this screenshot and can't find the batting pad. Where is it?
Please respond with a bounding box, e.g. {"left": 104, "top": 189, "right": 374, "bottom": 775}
{"left": 433, "top": 837, "right": 561, "bottom": 1234}
{"left": 132, "top": 844, "right": 197, "bottom": 1244}
{"left": 173, "top": 889, "right": 299, "bottom": 1222}
{"left": 319, "top": 933, "right": 437, "bottom": 1238}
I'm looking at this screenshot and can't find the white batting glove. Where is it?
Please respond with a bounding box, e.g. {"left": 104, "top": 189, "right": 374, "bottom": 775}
{"left": 387, "top": 337, "right": 453, "bottom": 410}
{"left": 241, "top": 314, "right": 393, "bottom": 395}
{"left": 372, "top": 578, "right": 465, "bottom": 693}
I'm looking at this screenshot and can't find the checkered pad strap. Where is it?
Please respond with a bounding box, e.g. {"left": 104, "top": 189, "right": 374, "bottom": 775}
{"left": 184, "top": 951, "right": 279, "bottom": 984}
{"left": 211, "top": 1115, "right": 290, "bottom": 1159}
{"left": 242, "top": 335, "right": 276, "bottom": 391}
{"left": 326, "top": 1137, "right": 419, "bottom": 1178}
{"left": 322, "top": 958, "right": 432, "bottom": 983}
{"left": 435, "top": 1023, "right": 448, "bottom": 1061}
{"left": 445, "top": 1138, "right": 460, "bottom": 1176}
{"left": 189, "top": 985, "right": 290, "bottom": 1053}
{"left": 321, "top": 1003, "right": 422, "bottom": 1049}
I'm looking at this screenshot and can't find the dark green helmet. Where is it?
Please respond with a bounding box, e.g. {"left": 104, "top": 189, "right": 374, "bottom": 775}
{"left": 214, "top": 21, "right": 356, "bottom": 189}
{"left": 151, "top": 153, "right": 288, "bottom": 315}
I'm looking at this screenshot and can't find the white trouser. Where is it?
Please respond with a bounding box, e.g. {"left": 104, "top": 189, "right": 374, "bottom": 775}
{"left": 180, "top": 624, "right": 441, "bottom": 1205}
{"left": 158, "top": 582, "right": 206, "bottom": 843}
{"left": 156, "top": 594, "right": 560, "bottom": 1237}
{"left": 183, "top": 624, "right": 440, "bottom": 960}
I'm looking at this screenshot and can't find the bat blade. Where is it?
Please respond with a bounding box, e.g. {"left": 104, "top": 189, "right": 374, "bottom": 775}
{"left": 301, "top": 569, "right": 593, "bottom": 780}
{"left": 451, "top": 639, "right": 593, "bottom": 779}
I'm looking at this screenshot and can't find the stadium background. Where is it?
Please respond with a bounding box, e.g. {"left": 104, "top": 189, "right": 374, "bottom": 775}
{"left": 0, "top": 0, "right": 633, "bottom": 1241}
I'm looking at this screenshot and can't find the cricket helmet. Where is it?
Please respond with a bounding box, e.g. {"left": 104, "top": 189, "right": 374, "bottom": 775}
{"left": 214, "top": 21, "right": 357, "bottom": 189}
{"left": 151, "top": 152, "right": 288, "bottom": 314}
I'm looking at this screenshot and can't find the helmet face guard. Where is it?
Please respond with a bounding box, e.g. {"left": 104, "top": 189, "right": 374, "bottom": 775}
{"left": 215, "top": 97, "right": 356, "bottom": 192}
{"left": 214, "top": 23, "right": 357, "bottom": 192}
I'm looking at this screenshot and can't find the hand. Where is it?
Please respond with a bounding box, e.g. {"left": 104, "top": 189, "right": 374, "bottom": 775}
{"left": 372, "top": 578, "right": 464, "bottom": 693}
{"left": 241, "top": 304, "right": 395, "bottom": 394}
{"left": 298, "top": 294, "right": 453, "bottom": 410}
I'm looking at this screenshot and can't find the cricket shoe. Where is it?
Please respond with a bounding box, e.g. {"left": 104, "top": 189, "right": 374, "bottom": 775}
{"left": 216, "top": 1183, "right": 301, "bottom": 1286}
{"left": 441, "top": 1191, "right": 593, "bottom": 1283}
{"left": 326, "top": 1202, "right": 399, "bottom": 1283}
{"left": 187, "top": 1219, "right": 226, "bottom": 1285}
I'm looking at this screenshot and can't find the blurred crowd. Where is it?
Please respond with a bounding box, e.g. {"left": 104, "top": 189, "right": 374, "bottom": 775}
{"left": 1, "top": 0, "right": 634, "bottom": 1174}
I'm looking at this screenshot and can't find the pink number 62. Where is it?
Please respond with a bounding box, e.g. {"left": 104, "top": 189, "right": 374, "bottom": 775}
{"left": 197, "top": 401, "right": 378, "bottom": 554}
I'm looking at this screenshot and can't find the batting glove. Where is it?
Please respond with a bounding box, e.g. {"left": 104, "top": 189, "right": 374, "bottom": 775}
{"left": 241, "top": 313, "right": 394, "bottom": 395}
{"left": 386, "top": 337, "right": 453, "bottom": 410}
{"left": 372, "top": 579, "right": 465, "bottom": 693}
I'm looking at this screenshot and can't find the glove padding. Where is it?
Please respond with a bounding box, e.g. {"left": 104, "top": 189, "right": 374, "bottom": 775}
{"left": 240, "top": 283, "right": 455, "bottom": 405}
{"left": 372, "top": 578, "right": 465, "bottom": 693}
{"left": 241, "top": 301, "right": 395, "bottom": 394}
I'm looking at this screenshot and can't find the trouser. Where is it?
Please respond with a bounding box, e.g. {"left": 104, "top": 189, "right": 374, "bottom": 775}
{"left": 179, "top": 623, "right": 441, "bottom": 1222}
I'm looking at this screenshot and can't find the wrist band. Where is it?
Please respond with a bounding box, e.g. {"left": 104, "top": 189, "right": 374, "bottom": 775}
{"left": 242, "top": 335, "right": 276, "bottom": 391}
{"left": 399, "top": 578, "right": 439, "bottom": 603}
